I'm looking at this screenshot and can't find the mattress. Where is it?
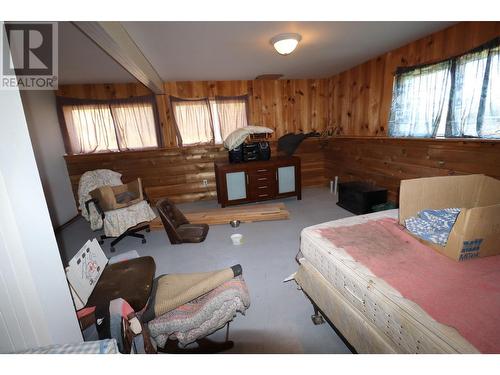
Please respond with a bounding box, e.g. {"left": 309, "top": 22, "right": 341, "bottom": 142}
{"left": 296, "top": 209, "right": 478, "bottom": 354}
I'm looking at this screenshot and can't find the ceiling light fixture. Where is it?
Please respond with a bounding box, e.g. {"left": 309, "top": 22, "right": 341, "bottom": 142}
{"left": 270, "top": 33, "right": 302, "bottom": 56}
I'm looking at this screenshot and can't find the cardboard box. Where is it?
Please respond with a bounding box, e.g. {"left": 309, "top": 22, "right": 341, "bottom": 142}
{"left": 399, "top": 174, "right": 500, "bottom": 261}
{"left": 90, "top": 178, "right": 143, "bottom": 212}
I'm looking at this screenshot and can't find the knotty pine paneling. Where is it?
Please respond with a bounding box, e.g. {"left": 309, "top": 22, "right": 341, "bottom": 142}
{"left": 328, "top": 21, "right": 500, "bottom": 136}
{"left": 55, "top": 82, "right": 152, "bottom": 99}
{"left": 58, "top": 80, "right": 330, "bottom": 204}
{"left": 58, "top": 22, "right": 500, "bottom": 206}
{"left": 163, "top": 79, "right": 330, "bottom": 140}
{"left": 57, "top": 78, "right": 331, "bottom": 147}
{"left": 64, "top": 138, "right": 327, "bottom": 205}
{"left": 325, "top": 138, "right": 500, "bottom": 203}
{"left": 55, "top": 82, "right": 175, "bottom": 147}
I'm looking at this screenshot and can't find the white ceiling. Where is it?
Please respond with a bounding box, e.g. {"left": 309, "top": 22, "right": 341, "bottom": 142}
{"left": 58, "top": 21, "right": 455, "bottom": 84}
{"left": 59, "top": 22, "right": 135, "bottom": 84}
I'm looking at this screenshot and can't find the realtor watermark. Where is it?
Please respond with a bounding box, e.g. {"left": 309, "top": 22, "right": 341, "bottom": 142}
{"left": 1, "top": 22, "right": 58, "bottom": 90}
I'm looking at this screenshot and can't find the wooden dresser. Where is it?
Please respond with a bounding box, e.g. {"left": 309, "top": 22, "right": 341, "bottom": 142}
{"left": 214, "top": 156, "right": 302, "bottom": 207}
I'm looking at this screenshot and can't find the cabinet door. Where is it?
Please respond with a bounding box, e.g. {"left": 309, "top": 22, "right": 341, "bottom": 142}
{"left": 226, "top": 171, "right": 247, "bottom": 201}
{"left": 277, "top": 166, "right": 296, "bottom": 194}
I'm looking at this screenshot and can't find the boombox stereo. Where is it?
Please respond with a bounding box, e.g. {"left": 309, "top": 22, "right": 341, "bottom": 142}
{"left": 242, "top": 143, "right": 259, "bottom": 161}
{"left": 228, "top": 141, "right": 271, "bottom": 163}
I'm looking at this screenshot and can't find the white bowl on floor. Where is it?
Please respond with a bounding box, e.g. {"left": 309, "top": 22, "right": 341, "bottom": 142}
{"left": 230, "top": 233, "right": 244, "bottom": 245}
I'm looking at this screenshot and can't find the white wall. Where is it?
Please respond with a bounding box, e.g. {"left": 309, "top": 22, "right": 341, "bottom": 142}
{"left": 20, "top": 90, "right": 77, "bottom": 228}
{"left": 0, "top": 87, "right": 82, "bottom": 352}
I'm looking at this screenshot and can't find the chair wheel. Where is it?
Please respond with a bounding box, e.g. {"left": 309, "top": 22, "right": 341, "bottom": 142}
{"left": 98, "top": 240, "right": 104, "bottom": 245}
{"left": 142, "top": 239, "right": 146, "bottom": 244}
{"left": 110, "top": 246, "right": 115, "bottom": 252}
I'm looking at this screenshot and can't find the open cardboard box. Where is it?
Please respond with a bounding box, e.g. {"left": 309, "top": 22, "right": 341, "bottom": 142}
{"left": 399, "top": 174, "right": 500, "bottom": 261}
{"left": 89, "top": 178, "right": 143, "bottom": 211}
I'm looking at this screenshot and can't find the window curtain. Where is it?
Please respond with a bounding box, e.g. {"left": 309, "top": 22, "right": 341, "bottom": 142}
{"left": 388, "top": 37, "right": 500, "bottom": 139}
{"left": 61, "top": 102, "right": 119, "bottom": 154}
{"left": 110, "top": 98, "right": 160, "bottom": 150}
{"left": 388, "top": 61, "right": 451, "bottom": 138}
{"left": 446, "top": 41, "right": 500, "bottom": 138}
{"left": 57, "top": 95, "right": 161, "bottom": 154}
{"left": 170, "top": 97, "right": 214, "bottom": 146}
{"left": 214, "top": 95, "right": 249, "bottom": 142}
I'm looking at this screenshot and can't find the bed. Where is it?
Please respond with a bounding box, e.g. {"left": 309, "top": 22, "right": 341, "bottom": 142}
{"left": 294, "top": 209, "right": 497, "bottom": 354}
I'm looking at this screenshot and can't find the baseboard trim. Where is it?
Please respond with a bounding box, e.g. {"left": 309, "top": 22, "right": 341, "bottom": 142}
{"left": 55, "top": 214, "right": 80, "bottom": 233}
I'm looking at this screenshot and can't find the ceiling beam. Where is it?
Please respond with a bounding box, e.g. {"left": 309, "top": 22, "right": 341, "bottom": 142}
{"left": 73, "top": 21, "right": 164, "bottom": 94}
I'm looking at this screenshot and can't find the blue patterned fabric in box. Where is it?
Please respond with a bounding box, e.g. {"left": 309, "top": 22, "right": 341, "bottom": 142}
{"left": 405, "top": 208, "right": 461, "bottom": 246}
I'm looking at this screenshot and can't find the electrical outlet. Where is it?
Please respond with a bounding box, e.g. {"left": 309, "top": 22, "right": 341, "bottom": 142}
{"left": 202, "top": 179, "right": 208, "bottom": 187}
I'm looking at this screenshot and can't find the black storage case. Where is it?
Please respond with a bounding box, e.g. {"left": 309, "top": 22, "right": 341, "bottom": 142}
{"left": 337, "top": 181, "right": 388, "bottom": 215}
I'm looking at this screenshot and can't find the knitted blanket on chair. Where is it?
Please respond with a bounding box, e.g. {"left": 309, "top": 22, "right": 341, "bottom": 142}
{"left": 146, "top": 276, "right": 250, "bottom": 347}
{"left": 142, "top": 267, "right": 237, "bottom": 322}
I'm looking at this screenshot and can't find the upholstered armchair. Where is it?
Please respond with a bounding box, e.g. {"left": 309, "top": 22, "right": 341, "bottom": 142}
{"left": 78, "top": 169, "right": 156, "bottom": 252}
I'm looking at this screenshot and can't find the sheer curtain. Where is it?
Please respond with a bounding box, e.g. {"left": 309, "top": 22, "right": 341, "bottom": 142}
{"left": 388, "top": 61, "right": 451, "bottom": 137}
{"left": 111, "top": 99, "right": 159, "bottom": 150}
{"left": 171, "top": 95, "right": 249, "bottom": 145}
{"left": 446, "top": 42, "right": 500, "bottom": 138}
{"left": 214, "top": 95, "right": 249, "bottom": 141}
{"left": 388, "top": 37, "right": 500, "bottom": 139}
{"left": 170, "top": 97, "right": 214, "bottom": 146}
{"left": 62, "top": 103, "right": 119, "bottom": 154}
{"left": 58, "top": 96, "right": 160, "bottom": 154}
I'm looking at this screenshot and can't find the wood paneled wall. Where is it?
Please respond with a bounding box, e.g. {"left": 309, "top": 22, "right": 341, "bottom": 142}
{"left": 322, "top": 22, "right": 500, "bottom": 203}
{"left": 325, "top": 138, "right": 500, "bottom": 203}
{"left": 55, "top": 22, "right": 500, "bottom": 141}
{"left": 59, "top": 22, "right": 500, "bottom": 206}
{"left": 57, "top": 78, "right": 331, "bottom": 147}
{"left": 64, "top": 138, "right": 327, "bottom": 204}
{"left": 328, "top": 21, "right": 500, "bottom": 136}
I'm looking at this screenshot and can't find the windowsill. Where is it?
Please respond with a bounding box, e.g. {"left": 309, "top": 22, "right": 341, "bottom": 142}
{"left": 325, "top": 136, "right": 500, "bottom": 143}
{"left": 63, "top": 143, "right": 227, "bottom": 159}
{"left": 64, "top": 146, "right": 164, "bottom": 156}
{"left": 63, "top": 136, "right": 500, "bottom": 159}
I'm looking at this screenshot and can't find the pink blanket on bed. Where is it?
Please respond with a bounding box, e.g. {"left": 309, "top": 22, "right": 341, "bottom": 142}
{"left": 317, "top": 218, "right": 500, "bottom": 353}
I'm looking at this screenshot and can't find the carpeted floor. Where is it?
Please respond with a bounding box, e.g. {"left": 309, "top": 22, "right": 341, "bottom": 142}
{"left": 57, "top": 187, "right": 354, "bottom": 353}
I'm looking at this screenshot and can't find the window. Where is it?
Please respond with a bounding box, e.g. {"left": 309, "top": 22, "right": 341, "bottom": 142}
{"left": 57, "top": 96, "right": 161, "bottom": 154}
{"left": 388, "top": 37, "right": 500, "bottom": 139}
{"left": 389, "top": 61, "right": 451, "bottom": 138}
{"left": 446, "top": 44, "right": 500, "bottom": 138}
{"left": 171, "top": 95, "right": 249, "bottom": 146}
{"left": 170, "top": 98, "right": 214, "bottom": 146}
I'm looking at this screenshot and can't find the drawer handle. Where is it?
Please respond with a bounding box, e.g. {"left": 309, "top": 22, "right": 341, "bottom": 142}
{"left": 343, "top": 283, "right": 365, "bottom": 305}
{"left": 257, "top": 169, "right": 268, "bottom": 172}
{"left": 258, "top": 186, "right": 268, "bottom": 189}
{"left": 258, "top": 177, "right": 267, "bottom": 181}
{"left": 258, "top": 194, "right": 269, "bottom": 197}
